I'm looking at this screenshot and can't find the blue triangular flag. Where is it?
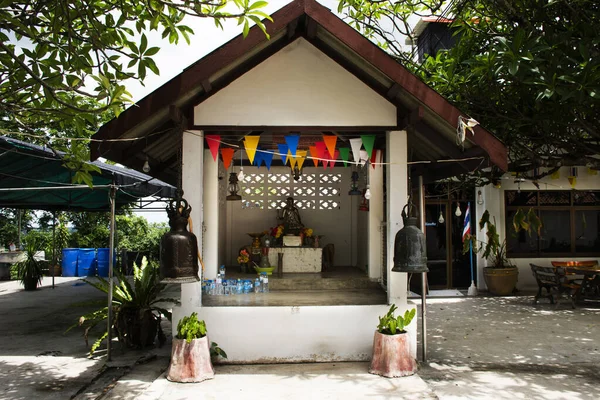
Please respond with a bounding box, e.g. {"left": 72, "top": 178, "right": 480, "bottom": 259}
{"left": 277, "top": 144, "right": 289, "bottom": 164}
{"left": 254, "top": 150, "right": 264, "bottom": 168}
{"left": 285, "top": 134, "right": 300, "bottom": 156}
{"left": 262, "top": 151, "right": 274, "bottom": 170}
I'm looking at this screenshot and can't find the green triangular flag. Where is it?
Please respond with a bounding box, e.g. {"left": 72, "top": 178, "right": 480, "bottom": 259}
{"left": 361, "top": 135, "right": 376, "bottom": 159}
{"left": 339, "top": 148, "right": 350, "bottom": 167}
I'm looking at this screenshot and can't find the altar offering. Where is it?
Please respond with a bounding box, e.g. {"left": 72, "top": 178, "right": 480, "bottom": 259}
{"left": 283, "top": 235, "right": 302, "bottom": 247}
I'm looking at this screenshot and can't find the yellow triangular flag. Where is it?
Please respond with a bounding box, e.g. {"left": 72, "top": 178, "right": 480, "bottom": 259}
{"left": 588, "top": 167, "right": 598, "bottom": 175}
{"left": 296, "top": 150, "right": 307, "bottom": 170}
{"left": 243, "top": 136, "right": 260, "bottom": 165}
{"left": 290, "top": 154, "right": 297, "bottom": 169}
{"left": 568, "top": 177, "right": 577, "bottom": 188}
{"left": 551, "top": 170, "right": 560, "bottom": 179}
{"left": 286, "top": 150, "right": 293, "bottom": 166}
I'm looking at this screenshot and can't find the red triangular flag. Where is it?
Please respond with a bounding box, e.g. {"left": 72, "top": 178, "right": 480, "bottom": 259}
{"left": 315, "top": 141, "right": 327, "bottom": 167}
{"left": 205, "top": 135, "right": 220, "bottom": 162}
{"left": 221, "top": 148, "right": 235, "bottom": 170}
{"left": 309, "top": 145, "right": 319, "bottom": 167}
{"left": 370, "top": 149, "right": 378, "bottom": 169}
{"left": 330, "top": 150, "right": 339, "bottom": 170}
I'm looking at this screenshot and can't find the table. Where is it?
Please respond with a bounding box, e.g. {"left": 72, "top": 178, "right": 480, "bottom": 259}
{"left": 267, "top": 247, "right": 323, "bottom": 273}
{"left": 551, "top": 261, "right": 600, "bottom": 302}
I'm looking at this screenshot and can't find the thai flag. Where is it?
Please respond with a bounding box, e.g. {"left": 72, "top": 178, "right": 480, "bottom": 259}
{"left": 462, "top": 202, "right": 471, "bottom": 242}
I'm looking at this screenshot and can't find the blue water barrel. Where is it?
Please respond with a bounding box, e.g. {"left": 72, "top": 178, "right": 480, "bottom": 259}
{"left": 96, "top": 248, "right": 116, "bottom": 277}
{"left": 77, "top": 248, "right": 96, "bottom": 276}
{"left": 61, "top": 248, "right": 79, "bottom": 277}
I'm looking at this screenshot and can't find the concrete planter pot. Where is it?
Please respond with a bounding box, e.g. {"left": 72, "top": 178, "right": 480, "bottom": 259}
{"left": 483, "top": 266, "right": 519, "bottom": 295}
{"left": 369, "top": 330, "right": 417, "bottom": 378}
{"left": 167, "top": 336, "right": 215, "bottom": 383}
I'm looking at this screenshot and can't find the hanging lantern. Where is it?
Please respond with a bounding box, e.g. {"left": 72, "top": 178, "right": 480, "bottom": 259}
{"left": 392, "top": 203, "right": 428, "bottom": 273}
{"left": 226, "top": 172, "right": 242, "bottom": 201}
{"left": 291, "top": 163, "right": 302, "bottom": 181}
{"left": 349, "top": 171, "right": 362, "bottom": 195}
{"left": 160, "top": 196, "right": 200, "bottom": 283}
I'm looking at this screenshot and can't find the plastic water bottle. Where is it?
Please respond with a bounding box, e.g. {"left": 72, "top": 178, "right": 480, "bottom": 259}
{"left": 223, "top": 279, "right": 229, "bottom": 296}
{"left": 263, "top": 273, "right": 269, "bottom": 293}
{"left": 209, "top": 280, "right": 215, "bottom": 296}
{"left": 254, "top": 277, "right": 261, "bottom": 293}
{"left": 244, "top": 280, "right": 251, "bottom": 293}
{"left": 216, "top": 273, "right": 223, "bottom": 295}
{"left": 236, "top": 279, "right": 243, "bottom": 294}
{"left": 219, "top": 265, "right": 226, "bottom": 279}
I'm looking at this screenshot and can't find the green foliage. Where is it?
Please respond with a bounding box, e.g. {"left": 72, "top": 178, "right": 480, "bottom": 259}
{"left": 339, "top": 0, "right": 600, "bottom": 179}
{"left": 210, "top": 342, "right": 228, "bottom": 360}
{"left": 512, "top": 208, "right": 542, "bottom": 237}
{"left": 13, "top": 237, "right": 45, "bottom": 288}
{"left": 463, "top": 210, "right": 512, "bottom": 268}
{"left": 0, "top": 209, "right": 33, "bottom": 249}
{"left": 176, "top": 312, "right": 207, "bottom": 343}
{"left": 377, "top": 304, "right": 416, "bottom": 335}
{"left": 67, "top": 256, "right": 178, "bottom": 355}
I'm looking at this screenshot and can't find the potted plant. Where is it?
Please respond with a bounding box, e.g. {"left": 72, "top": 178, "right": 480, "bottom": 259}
{"left": 464, "top": 209, "right": 541, "bottom": 295}
{"left": 14, "top": 238, "right": 44, "bottom": 291}
{"left": 67, "top": 257, "right": 178, "bottom": 355}
{"left": 167, "top": 312, "right": 227, "bottom": 383}
{"left": 369, "top": 304, "right": 417, "bottom": 378}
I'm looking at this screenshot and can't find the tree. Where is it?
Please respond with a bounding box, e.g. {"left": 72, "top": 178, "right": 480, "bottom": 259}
{"left": 339, "top": 0, "right": 600, "bottom": 182}
{"left": 0, "top": 0, "right": 270, "bottom": 160}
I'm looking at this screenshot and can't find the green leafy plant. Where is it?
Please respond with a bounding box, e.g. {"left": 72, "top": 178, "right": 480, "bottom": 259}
{"left": 512, "top": 208, "right": 542, "bottom": 236}
{"left": 377, "top": 304, "right": 416, "bottom": 335}
{"left": 176, "top": 312, "right": 228, "bottom": 361}
{"left": 176, "top": 312, "right": 207, "bottom": 343}
{"left": 463, "top": 210, "right": 514, "bottom": 269}
{"left": 67, "top": 257, "right": 178, "bottom": 355}
{"left": 13, "top": 237, "right": 45, "bottom": 290}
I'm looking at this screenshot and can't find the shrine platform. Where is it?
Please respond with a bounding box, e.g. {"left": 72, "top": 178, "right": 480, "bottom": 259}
{"left": 202, "top": 266, "right": 387, "bottom": 307}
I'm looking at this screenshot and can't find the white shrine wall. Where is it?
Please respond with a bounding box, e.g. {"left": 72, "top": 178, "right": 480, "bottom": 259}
{"left": 223, "top": 166, "right": 359, "bottom": 273}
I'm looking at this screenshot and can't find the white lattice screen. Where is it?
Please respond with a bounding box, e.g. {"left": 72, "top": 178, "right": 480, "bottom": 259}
{"left": 241, "top": 171, "right": 342, "bottom": 210}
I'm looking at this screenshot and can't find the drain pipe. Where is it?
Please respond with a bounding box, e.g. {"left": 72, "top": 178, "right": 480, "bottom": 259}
{"left": 418, "top": 175, "right": 427, "bottom": 362}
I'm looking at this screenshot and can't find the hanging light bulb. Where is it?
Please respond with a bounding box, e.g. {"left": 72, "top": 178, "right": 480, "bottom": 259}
{"left": 477, "top": 190, "right": 484, "bottom": 205}
{"left": 438, "top": 210, "right": 445, "bottom": 224}
{"left": 237, "top": 167, "right": 244, "bottom": 181}
{"left": 455, "top": 202, "right": 462, "bottom": 217}
{"left": 142, "top": 155, "right": 151, "bottom": 173}
{"left": 364, "top": 185, "right": 371, "bottom": 200}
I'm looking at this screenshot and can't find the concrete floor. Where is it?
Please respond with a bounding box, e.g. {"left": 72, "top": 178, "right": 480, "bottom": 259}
{"left": 2, "top": 277, "right": 600, "bottom": 399}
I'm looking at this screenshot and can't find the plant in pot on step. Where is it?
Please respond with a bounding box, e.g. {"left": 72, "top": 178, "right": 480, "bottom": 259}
{"left": 67, "top": 257, "right": 178, "bottom": 356}
{"left": 369, "top": 304, "right": 417, "bottom": 378}
{"left": 13, "top": 238, "right": 45, "bottom": 291}
{"left": 167, "top": 312, "right": 227, "bottom": 383}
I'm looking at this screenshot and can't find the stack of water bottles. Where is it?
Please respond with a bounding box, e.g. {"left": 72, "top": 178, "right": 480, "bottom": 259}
{"left": 202, "top": 265, "right": 270, "bottom": 296}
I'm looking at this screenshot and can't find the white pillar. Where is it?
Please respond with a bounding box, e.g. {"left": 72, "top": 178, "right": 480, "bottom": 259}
{"left": 181, "top": 130, "right": 204, "bottom": 307}
{"left": 203, "top": 149, "right": 219, "bottom": 280}
{"left": 368, "top": 150, "right": 384, "bottom": 280}
{"left": 386, "top": 131, "right": 408, "bottom": 304}
{"left": 475, "top": 184, "right": 503, "bottom": 290}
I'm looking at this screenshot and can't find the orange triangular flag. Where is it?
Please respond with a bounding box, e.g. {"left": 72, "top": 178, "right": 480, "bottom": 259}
{"left": 322, "top": 134, "right": 337, "bottom": 158}
{"left": 220, "top": 148, "right": 235, "bottom": 170}
{"left": 243, "top": 136, "right": 260, "bottom": 165}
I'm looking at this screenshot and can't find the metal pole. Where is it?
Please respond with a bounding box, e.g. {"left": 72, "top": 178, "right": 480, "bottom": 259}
{"left": 418, "top": 175, "right": 427, "bottom": 362}
{"left": 17, "top": 209, "right": 21, "bottom": 249}
{"left": 107, "top": 185, "right": 117, "bottom": 362}
{"left": 52, "top": 211, "right": 56, "bottom": 289}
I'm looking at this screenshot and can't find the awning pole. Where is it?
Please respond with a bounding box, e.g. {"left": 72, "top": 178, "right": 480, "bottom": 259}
{"left": 107, "top": 185, "right": 117, "bottom": 362}
{"left": 418, "top": 175, "right": 427, "bottom": 362}
{"left": 52, "top": 211, "right": 56, "bottom": 289}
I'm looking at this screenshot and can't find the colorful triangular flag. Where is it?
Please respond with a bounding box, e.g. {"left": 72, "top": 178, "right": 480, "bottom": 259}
{"left": 285, "top": 134, "right": 300, "bottom": 156}
{"left": 277, "top": 144, "right": 288, "bottom": 164}
{"left": 262, "top": 151, "right": 274, "bottom": 170}
{"left": 361, "top": 135, "right": 376, "bottom": 158}
{"left": 322, "top": 134, "right": 337, "bottom": 158}
{"left": 349, "top": 138, "right": 362, "bottom": 164}
{"left": 205, "top": 135, "right": 221, "bottom": 162}
{"left": 243, "top": 136, "right": 260, "bottom": 165}
{"left": 220, "top": 148, "right": 235, "bottom": 170}
{"left": 339, "top": 148, "right": 350, "bottom": 167}
{"left": 309, "top": 146, "right": 319, "bottom": 167}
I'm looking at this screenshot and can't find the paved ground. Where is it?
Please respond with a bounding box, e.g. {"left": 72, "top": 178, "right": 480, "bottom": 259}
{"left": 1, "top": 278, "right": 600, "bottom": 399}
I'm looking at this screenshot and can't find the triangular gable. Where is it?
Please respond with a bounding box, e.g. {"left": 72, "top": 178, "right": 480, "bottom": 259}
{"left": 194, "top": 38, "right": 396, "bottom": 127}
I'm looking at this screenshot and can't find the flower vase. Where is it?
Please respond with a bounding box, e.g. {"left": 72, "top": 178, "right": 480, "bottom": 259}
{"left": 314, "top": 236, "right": 320, "bottom": 248}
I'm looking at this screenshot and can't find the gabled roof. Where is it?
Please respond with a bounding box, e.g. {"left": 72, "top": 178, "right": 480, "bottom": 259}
{"left": 91, "top": 0, "right": 507, "bottom": 185}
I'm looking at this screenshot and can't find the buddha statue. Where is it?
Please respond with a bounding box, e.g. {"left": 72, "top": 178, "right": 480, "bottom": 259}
{"left": 280, "top": 196, "right": 304, "bottom": 235}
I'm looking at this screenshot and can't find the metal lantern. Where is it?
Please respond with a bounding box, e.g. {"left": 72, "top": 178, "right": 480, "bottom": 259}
{"left": 349, "top": 171, "right": 362, "bottom": 195}
{"left": 226, "top": 172, "right": 241, "bottom": 201}
{"left": 392, "top": 204, "right": 428, "bottom": 273}
{"left": 160, "top": 197, "right": 200, "bottom": 283}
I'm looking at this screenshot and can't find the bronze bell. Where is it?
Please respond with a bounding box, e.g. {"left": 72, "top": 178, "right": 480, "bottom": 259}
{"left": 392, "top": 203, "right": 429, "bottom": 273}
{"left": 160, "top": 197, "right": 200, "bottom": 283}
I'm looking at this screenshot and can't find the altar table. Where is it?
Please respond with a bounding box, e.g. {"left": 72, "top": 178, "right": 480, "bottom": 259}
{"left": 267, "top": 247, "right": 322, "bottom": 273}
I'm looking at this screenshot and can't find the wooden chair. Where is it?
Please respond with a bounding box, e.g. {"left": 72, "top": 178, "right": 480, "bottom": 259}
{"left": 530, "top": 264, "right": 581, "bottom": 309}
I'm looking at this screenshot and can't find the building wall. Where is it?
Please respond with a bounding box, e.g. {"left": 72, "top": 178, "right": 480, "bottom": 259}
{"left": 193, "top": 38, "right": 396, "bottom": 127}
{"left": 477, "top": 167, "right": 600, "bottom": 291}
{"left": 224, "top": 165, "right": 359, "bottom": 271}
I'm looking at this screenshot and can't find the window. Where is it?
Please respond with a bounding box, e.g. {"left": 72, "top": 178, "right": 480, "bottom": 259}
{"left": 505, "top": 190, "right": 600, "bottom": 257}
{"left": 240, "top": 171, "right": 341, "bottom": 210}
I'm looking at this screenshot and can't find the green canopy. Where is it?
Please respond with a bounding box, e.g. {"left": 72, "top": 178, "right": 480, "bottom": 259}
{"left": 0, "top": 136, "right": 176, "bottom": 211}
